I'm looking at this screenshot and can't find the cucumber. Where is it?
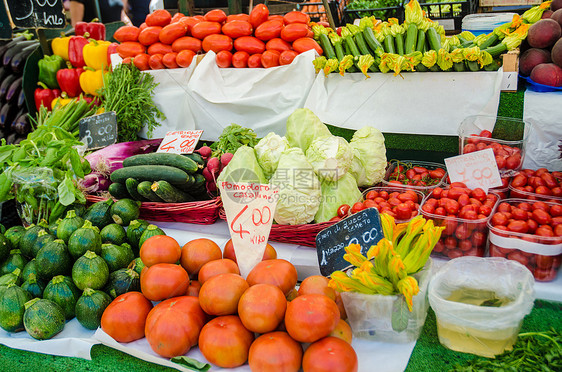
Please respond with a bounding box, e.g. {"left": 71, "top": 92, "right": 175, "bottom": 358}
{"left": 23, "top": 298, "right": 65, "bottom": 340}
{"left": 123, "top": 153, "right": 200, "bottom": 174}
{"left": 75, "top": 288, "right": 112, "bottom": 330}
{"left": 137, "top": 181, "right": 163, "bottom": 202}
{"left": 108, "top": 182, "right": 130, "bottom": 199}
{"left": 151, "top": 180, "right": 195, "bottom": 203}
{"left": 183, "top": 153, "right": 205, "bottom": 167}
{"left": 110, "top": 198, "right": 141, "bottom": 226}
{"left": 110, "top": 165, "right": 190, "bottom": 185}
{"left": 125, "top": 178, "right": 146, "bottom": 201}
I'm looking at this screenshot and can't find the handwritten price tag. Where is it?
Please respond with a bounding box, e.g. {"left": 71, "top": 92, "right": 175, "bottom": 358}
{"left": 157, "top": 130, "right": 203, "bottom": 154}
{"left": 219, "top": 181, "right": 279, "bottom": 278}
{"left": 445, "top": 148, "right": 503, "bottom": 193}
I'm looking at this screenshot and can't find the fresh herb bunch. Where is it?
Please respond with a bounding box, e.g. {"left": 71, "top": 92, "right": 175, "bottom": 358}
{"left": 101, "top": 62, "right": 164, "bottom": 142}
{"left": 451, "top": 328, "right": 562, "bottom": 372}
{"left": 210, "top": 123, "right": 258, "bottom": 158}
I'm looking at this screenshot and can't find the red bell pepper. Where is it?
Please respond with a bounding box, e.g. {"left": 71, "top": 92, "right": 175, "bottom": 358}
{"left": 107, "top": 42, "right": 119, "bottom": 67}
{"left": 75, "top": 21, "right": 106, "bottom": 41}
{"left": 69, "top": 36, "right": 89, "bottom": 68}
{"left": 34, "top": 83, "right": 61, "bottom": 111}
{"left": 56, "top": 64, "right": 84, "bottom": 98}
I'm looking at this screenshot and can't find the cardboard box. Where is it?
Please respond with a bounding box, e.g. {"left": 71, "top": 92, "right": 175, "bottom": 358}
{"left": 500, "top": 49, "right": 519, "bottom": 92}
{"left": 479, "top": 0, "right": 541, "bottom": 7}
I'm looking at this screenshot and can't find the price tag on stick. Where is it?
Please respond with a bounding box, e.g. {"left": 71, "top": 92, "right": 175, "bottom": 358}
{"left": 219, "top": 181, "right": 279, "bottom": 278}
{"left": 445, "top": 148, "right": 503, "bottom": 193}
{"left": 157, "top": 130, "right": 203, "bottom": 154}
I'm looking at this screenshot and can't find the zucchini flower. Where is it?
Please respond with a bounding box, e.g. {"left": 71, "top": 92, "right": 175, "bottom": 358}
{"left": 347, "top": 24, "right": 362, "bottom": 36}
{"left": 367, "top": 238, "right": 392, "bottom": 278}
{"left": 329, "top": 271, "right": 378, "bottom": 294}
{"left": 405, "top": 0, "right": 424, "bottom": 25}
{"left": 324, "top": 58, "right": 339, "bottom": 76}
{"left": 448, "top": 35, "right": 461, "bottom": 48}
{"left": 437, "top": 49, "right": 453, "bottom": 71}
{"left": 402, "top": 227, "right": 441, "bottom": 274}
{"left": 359, "top": 16, "right": 374, "bottom": 31}
{"left": 389, "top": 19, "right": 405, "bottom": 38}
{"left": 474, "top": 33, "right": 489, "bottom": 47}
{"left": 358, "top": 54, "right": 375, "bottom": 78}
{"left": 328, "top": 30, "right": 343, "bottom": 58}
{"left": 343, "top": 243, "right": 367, "bottom": 267}
{"left": 339, "top": 55, "right": 355, "bottom": 76}
{"left": 313, "top": 56, "right": 327, "bottom": 74}
{"left": 462, "top": 46, "right": 480, "bottom": 62}
{"left": 480, "top": 50, "right": 493, "bottom": 67}
{"left": 459, "top": 30, "right": 475, "bottom": 41}
{"left": 522, "top": 1, "right": 552, "bottom": 24}
{"left": 504, "top": 24, "right": 530, "bottom": 50}
{"left": 340, "top": 26, "right": 353, "bottom": 40}
{"left": 450, "top": 48, "right": 464, "bottom": 64}
{"left": 312, "top": 23, "right": 329, "bottom": 40}
{"left": 421, "top": 50, "right": 437, "bottom": 68}
{"left": 388, "top": 255, "right": 407, "bottom": 287}
{"left": 397, "top": 276, "right": 420, "bottom": 311}
{"left": 353, "top": 265, "right": 395, "bottom": 295}
{"left": 394, "top": 215, "right": 425, "bottom": 258}
{"left": 493, "top": 21, "right": 515, "bottom": 39}
{"left": 380, "top": 213, "right": 408, "bottom": 245}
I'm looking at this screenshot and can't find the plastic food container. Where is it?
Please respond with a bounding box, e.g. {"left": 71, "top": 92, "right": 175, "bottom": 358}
{"left": 488, "top": 198, "right": 562, "bottom": 282}
{"left": 382, "top": 160, "right": 447, "bottom": 195}
{"left": 458, "top": 115, "right": 531, "bottom": 177}
{"left": 351, "top": 186, "right": 425, "bottom": 224}
{"left": 428, "top": 256, "right": 535, "bottom": 357}
{"left": 508, "top": 184, "right": 562, "bottom": 204}
{"left": 444, "top": 176, "right": 511, "bottom": 199}
{"left": 341, "top": 259, "right": 432, "bottom": 343}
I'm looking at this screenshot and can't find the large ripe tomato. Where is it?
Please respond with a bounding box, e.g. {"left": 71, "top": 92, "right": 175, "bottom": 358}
{"left": 292, "top": 37, "right": 323, "bottom": 55}
{"left": 198, "top": 315, "right": 255, "bottom": 368}
{"left": 249, "top": 3, "right": 269, "bottom": 29}
{"left": 180, "top": 238, "right": 222, "bottom": 277}
{"left": 297, "top": 275, "right": 336, "bottom": 300}
{"left": 198, "top": 273, "right": 249, "bottom": 316}
{"left": 204, "top": 8, "right": 227, "bottom": 23}
{"left": 234, "top": 36, "right": 266, "bottom": 55}
{"left": 238, "top": 283, "right": 287, "bottom": 333}
{"left": 190, "top": 21, "right": 222, "bottom": 40}
{"left": 255, "top": 20, "right": 284, "bottom": 41}
{"left": 145, "top": 296, "right": 206, "bottom": 357}
{"left": 285, "top": 294, "right": 340, "bottom": 343}
{"left": 140, "top": 235, "right": 181, "bottom": 267}
{"left": 146, "top": 9, "right": 172, "bottom": 27}
{"left": 302, "top": 336, "right": 358, "bottom": 372}
{"left": 140, "top": 263, "right": 190, "bottom": 301}
{"left": 246, "top": 259, "right": 298, "bottom": 296}
{"left": 197, "top": 258, "right": 240, "bottom": 284}
{"left": 232, "top": 50, "right": 249, "bottom": 68}
{"left": 172, "top": 36, "right": 202, "bottom": 53}
{"left": 280, "top": 23, "right": 310, "bottom": 43}
{"left": 159, "top": 22, "right": 187, "bottom": 44}
{"left": 222, "top": 20, "right": 253, "bottom": 39}
{"left": 100, "top": 292, "right": 153, "bottom": 343}
{"left": 248, "top": 331, "right": 303, "bottom": 372}
{"left": 223, "top": 239, "right": 277, "bottom": 263}
{"left": 283, "top": 10, "right": 310, "bottom": 25}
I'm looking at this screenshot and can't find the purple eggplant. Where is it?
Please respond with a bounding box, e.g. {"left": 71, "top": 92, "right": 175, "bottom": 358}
{"left": 11, "top": 112, "right": 30, "bottom": 135}
{"left": 3, "top": 40, "right": 38, "bottom": 67}
{"left": 0, "top": 103, "right": 18, "bottom": 130}
{"left": 11, "top": 44, "right": 38, "bottom": 74}
{"left": 6, "top": 132, "right": 16, "bottom": 144}
{"left": 0, "top": 74, "right": 17, "bottom": 101}
{"left": 0, "top": 66, "right": 8, "bottom": 84}
{"left": 5, "top": 76, "right": 22, "bottom": 103}
{"left": 16, "top": 89, "right": 26, "bottom": 108}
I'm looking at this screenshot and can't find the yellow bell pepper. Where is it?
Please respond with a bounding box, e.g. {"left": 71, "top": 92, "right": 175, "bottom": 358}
{"left": 51, "top": 96, "right": 73, "bottom": 110}
{"left": 51, "top": 35, "right": 71, "bottom": 61}
{"left": 83, "top": 40, "right": 111, "bottom": 71}
{"left": 79, "top": 68, "right": 106, "bottom": 96}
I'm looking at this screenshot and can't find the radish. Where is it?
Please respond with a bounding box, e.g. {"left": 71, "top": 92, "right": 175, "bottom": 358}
{"left": 202, "top": 167, "right": 215, "bottom": 183}
{"left": 220, "top": 152, "right": 233, "bottom": 169}
{"left": 197, "top": 146, "right": 212, "bottom": 159}
{"left": 207, "top": 157, "right": 221, "bottom": 175}
{"left": 206, "top": 180, "right": 217, "bottom": 193}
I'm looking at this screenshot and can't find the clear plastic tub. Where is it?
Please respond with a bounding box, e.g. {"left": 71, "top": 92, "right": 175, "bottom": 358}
{"left": 341, "top": 259, "right": 432, "bottom": 343}
{"left": 428, "top": 256, "right": 535, "bottom": 357}
{"left": 382, "top": 160, "right": 447, "bottom": 195}
{"left": 445, "top": 176, "right": 511, "bottom": 199}
{"left": 351, "top": 186, "right": 425, "bottom": 224}
{"left": 458, "top": 115, "right": 531, "bottom": 177}
{"left": 488, "top": 198, "right": 562, "bottom": 282}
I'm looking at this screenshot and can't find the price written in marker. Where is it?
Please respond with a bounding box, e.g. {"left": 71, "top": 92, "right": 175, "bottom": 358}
{"left": 79, "top": 111, "right": 117, "bottom": 150}
{"left": 445, "top": 148, "right": 503, "bottom": 193}
{"left": 157, "top": 130, "right": 203, "bottom": 154}
{"left": 219, "top": 181, "right": 279, "bottom": 278}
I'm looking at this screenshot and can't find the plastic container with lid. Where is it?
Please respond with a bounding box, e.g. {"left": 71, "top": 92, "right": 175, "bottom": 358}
{"left": 428, "top": 256, "right": 535, "bottom": 357}
{"left": 350, "top": 186, "right": 425, "bottom": 224}
{"left": 458, "top": 115, "right": 531, "bottom": 177}
{"left": 383, "top": 160, "right": 447, "bottom": 195}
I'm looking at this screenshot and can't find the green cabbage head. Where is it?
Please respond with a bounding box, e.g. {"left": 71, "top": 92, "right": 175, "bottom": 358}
{"left": 306, "top": 136, "right": 353, "bottom": 183}
{"left": 254, "top": 132, "right": 289, "bottom": 180}
{"left": 349, "top": 126, "right": 387, "bottom": 187}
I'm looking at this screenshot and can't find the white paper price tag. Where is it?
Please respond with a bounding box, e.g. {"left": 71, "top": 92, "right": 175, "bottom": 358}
{"left": 156, "top": 130, "right": 203, "bottom": 154}
{"left": 219, "top": 182, "right": 279, "bottom": 278}
{"left": 445, "top": 148, "right": 503, "bottom": 193}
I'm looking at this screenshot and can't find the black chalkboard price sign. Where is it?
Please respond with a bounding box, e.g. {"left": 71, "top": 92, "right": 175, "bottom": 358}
{"left": 79, "top": 111, "right": 118, "bottom": 150}
{"left": 315, "top": 208, "right": 384, "bottom": 276}
{"left": 4, "top": 0, "right": 65, "bottom": 29}
{"left": 0, "top": 2, "right": 11, "bottom": 39}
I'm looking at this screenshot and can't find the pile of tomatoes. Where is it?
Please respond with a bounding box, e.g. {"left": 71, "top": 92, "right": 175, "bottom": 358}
{"left": 420, "top": 183, "right": 500, "bottom": 259}
{"left": 100, "top": 236, "right": 358, "bottom": 371}
{"left": 113, "top": 6, "right": 323, "bottom": 70}
{"left": 509, "top": 168, "right": 562, "bottom": 201}
{"left": 385, "top": 162, "right": 446, "bottom": 189}
{"left": 488, "top": 199, "right": 562, "bottom": 281}
{"left": 461, "top": 129, "right": 523, "bottom": 174}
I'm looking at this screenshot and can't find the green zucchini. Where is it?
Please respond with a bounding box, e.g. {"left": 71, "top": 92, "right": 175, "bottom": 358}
{"left": 108, "top": 182, "right": 130, "bottom": 199}
{"left": 151, "top": 181, "right": 195, "bottom": 203}
{"left": 21, "top": 273, "right": 46, "bottom": 299}
{"left": 415, "top": 29, "right": 426, "bottom": 53}
{"left": 110, "top": 198, "right": 141, "bottom": 226}
{"left": 100, "top": 223, "right": 127, "bottom": 245}
{"left": 353, "top": 32, "right": 371, "bottom": 56}
{"left": 394, "top": 32, "right": 405, "bottom": 55}
{"left": 104, "top": 268, "right": 140, "bottom": 299}
{"left": 4, "top": 226, "right": 25, "bottom": 252}
{"left": 19, "top": 225, "right": 47, "bottom": 259}
{"left": 0, "top": 284, "right": 31, "bottom": 332}
{"left": 479, "top": 33, "right": 500, "bottom": 50}
{"left": 75, "top": 288, "right": 112, "bottom": 330}
{"left": 35, "top": 240, "right": 72, "bottom": 281}
{"left": 123, "top": 153, "right": 199, "bottom": 174}
{"left": 0, "top": 268, "right": 22, "bottom": 287}
{"left": 83, "top": 199, "right": 114, "bottom": 229}
{"left": 72, "top": 251, "right": 109, "bottom": 290}
{"left": 57, "top": 210, "right": 85, "bottom": 243}
{"left": 363, "top": 27, "right": 384, "bottom": 55}
{"left": 137, "top": 181, "right": 164, "bottom": 202}
{"left": 384, "top": 35, "right": 396, "bottom": 54}
{"left": 426, "top": 27, "right": 441, "bottom": 51}
{"left": 23, "top": 298, "right": 65, "bottom": 340}
{"left": 319, "top": 33, "right": 336, "bottom": 60}
{"left": 31, "top": 230, "right": 56, "bottom": 258}
{"left": 415, "top": 64, "right": 428, "bottom": 72}
{"left": 483, "top": 43, "right": 507, "bottom": 58}
{"left": 453, "top": 62, "right": 466, "bottom": 72}
{"left": 22, "top": 259, "right": 38, "bottom": 282}
{"left": 404, "top": 24, "right": 418, "bottom": 54}
{"left": 125, "top": 178, "right": 146, "bottom": 201}
{"left": 466, "top": 60, "right": 480, "bottom": 72}
{"left": 138, "top": 225, "right": 166, "bottom": 248}
{"left": 43, "top": 275, "right": 81, "bottom": 319}
{"left": 126, "top": 219, "right": 150, "bottom": 252}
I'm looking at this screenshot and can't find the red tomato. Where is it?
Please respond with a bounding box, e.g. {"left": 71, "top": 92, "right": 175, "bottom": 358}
{"left": 292, "top": 37, "right": 323, "bottom": 55}
{"left": 227, "top": 13, "right": 250, "bottom": 23}
{"left": 138, "top": 26, "right": 162, "bottom": 46}
{"left": 146, "top": 9, "right": 172, "bottom": 27}
{"left": 283, "top": 11, "right": 310, "bottom": 25}
{"left": 247, "top": 54, "right": 263, "bottom": 68}
{"left": 159, "top": 22, "right": 188, "bottom": 44}
{"left": 148, "top": 53, "right": 164, "bottom": 69}
{"left": 202, "top": 34, "right": 233, "bottom": 53}
{"left": 464, "top": 143, "right": 477, "bottom": 153}
{"left": 215, "top": 50, "right": 233, "bottom": 68}
{"left": 532, "top": 208, "right": 552, "bottom": 225}
{"left": 178, "top": 16, "right": 200, "bottom": 34}
{"left": 445, "top": 199, "right": 460, "bottom": 215}
{"left": 255, "top": 20, "right": 284, "bottom": 41}
{"left": 261, "top": 49, "right": 280, "bottom": 68}
{"left": 351, "top": 202, "right": 365, "bottom": 214}
{"left": 147, "top": 42, "right": 172, "bottom": 55}
{"left": 511, "top": 207, "right": 528, "bottom": 220}
{"left": 222, "top": 20, "right": 253, "bottom": 39}
{"left": 190, "top": 21, "right": 222, "bottom": 40}
{"left": 204, "top": 9, "right": 227, "bottom": 23}
{"left": 469, "top": 188, "right": 486, "bottom": 202}
{"left": 171, "top": 12, "right": 185, "bottom": 23}
{"left": 162, "top": 52, "right": 178, "bottom": 68}
{"left": 540, "top": 172, "right": 558, "bottom": 189}
{"left": 176, "top": 49, "right": 196, "bottom": 68}
{"left": 249, "top": 4, "right": 269, "bottom": 29}
{"left": 234, "top": 36, "right": 266, "bottom": 54}
{"left": 429, "top": 168, "right": 445, "bottom": 179}
{"left": 479, "top": 129, "right": 493, "bottom": 138}
{"left": 280, "top": 23, "right": 310, "bottom": 43}
{"left": 232, "top": 51, "right": 249, "bottom": 68}
{"left": 505, "top": 154, "right": 522, "bottom": 170}
{"left": 507, "top": 220, "right": 529, "bottom": 234}
{"left": 536, "top": 225, "right": 555, "bottom": 237}
{"left": 491, "top": 212, "right": 508, "bottom": 226}
{"left": 337, "top": 204, "right": 350, "bottom": 218}
{"left": 113, "top": 25, "right": 140, "bottom": 43}
{"left": 133, "top": 53, "right": 150, "bottom": 70}
{"left": 116, "top": 41, "right": 146, "bottom": 58}
{"left": 279, "top": 50, "right": 298, "bottom": 65}
{"left": 511, "top": 174, "right": 527, "bottom": 188}
{"left": 550, "top": 204, "right": 562, "bottom": 217}
{"left": 172, "top": 36, "right": 202, "bottom": 53}
{"left": 394, "top": 203, "right": 412, "bottom": 220}
{"left": 442, "top": 217, "right": 458, "bottom": 236}
{"left": 471, "top": 231, "right": 486, "bottom": 247}
{"left": 265, "top": 38, "right": 292, "bottom": 52}
{"left": 532, "top": 201, "right": 549, "bottom": 212}
{"left": 507, "top": 250, "right": 529, "bottom": 267}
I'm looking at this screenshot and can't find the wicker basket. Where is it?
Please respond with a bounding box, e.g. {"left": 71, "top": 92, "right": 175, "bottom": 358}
{"left": 88, "top": 195, "right": 222, "bottom": 225}
{"left": 219, "top": 208, "right": 334, "bottom": 247}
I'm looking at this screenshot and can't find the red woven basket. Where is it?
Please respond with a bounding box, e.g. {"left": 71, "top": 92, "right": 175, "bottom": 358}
{"left": 88, "top": 195, "right": 222, "bottom": 225}
{"left": 219, "top": 208, "right": 334, "bottom": 247}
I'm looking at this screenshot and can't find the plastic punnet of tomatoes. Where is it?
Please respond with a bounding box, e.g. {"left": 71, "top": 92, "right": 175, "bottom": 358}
{"left": 346, "top": 187, "right": 424, "bottom": 223}
{"left": 458, "top": 115, "right": 531, "bottom": 177}
{"left": 488, "top": 198, "right": 562, "bottom": 282}
{"left": 445, "top": 175, "right": 512, "bottom": 200}
{"left": 420, "top": 184, "right": 500, "bottom": 259}
{"left": 508, "top": 169, "right": 562, "bottom": 204}
{"left": 382, "top": 160, "right": 447, "bottom": 195}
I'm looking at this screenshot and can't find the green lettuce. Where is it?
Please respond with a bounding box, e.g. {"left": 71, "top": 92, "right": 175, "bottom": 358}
{"left": 349, "top": 127, "right": 387, "bottom": 187}
{"left": 315, "top": 173, "right": 362, "bottom": 223}
{"left": 285, "top": 108, "right": 331, "bottom": 152}
{"left": 216, "top": 145, "right": 267, "bottom": 186}
{"left": 254, "top": 132, "right": 290, "bottom": 180}
{"left": 306, "top": 136, "right": 353, "bottom": 182}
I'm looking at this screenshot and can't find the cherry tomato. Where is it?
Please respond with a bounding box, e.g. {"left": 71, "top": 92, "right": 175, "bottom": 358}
{"left": 550, "top": 204, "right": 562, "bottom": 217}
{"left": 351, "top": 202, "right": 365, "bottom": 214}
{"left": 511, "top": 174, "right": 527, "bottom": 188}
{"left": 532, "top": 201, "right": 549, "bottom": 212}
{"left": 445, "top": 199, "right": 460, "bottom": 215}
{"left": 395, "top": 203, "right": 412, "bottom": 221}
{"left": 479, "top": 130, "right": 493, "bottom": 138}
{"left": 364, "top": 199, "right": 377, "bottom": 209}
{"left": 507, "top": 250, "right": 529, "bottom": 267}
{"left": 491, "top": 212, "right": 508, "bottom": 226}
{"left": 535, "top": 225, "right": 555, "bottom": 237}
{"left": 442, "top": 217, "right": 458, "bottom": 236}
{"left": 471, "top": 231, "right": 486, "bottom": 247}
{"left": 444, "top": 236, "right": 458, "bottom": 250}
{"left": 455, "top": 225, "right": 471, "bottom": 240}
{"left": 215, "top": 50, "right": 232, "bottom": 68}
{"left": 463, "top": 143, "right": 477, "bottom": 153}
{"left": 511, "top": 207, "right": 528, "bottom": 220}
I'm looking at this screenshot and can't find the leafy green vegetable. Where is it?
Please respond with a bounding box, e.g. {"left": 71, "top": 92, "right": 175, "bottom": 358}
{"left": 210, "top": 123, "right": 258, "bottom": 158}
{"left": 314, "top": 173, "right": 361, "bottom": 223}
{"left": 170, "top": 356, "right": 211, "bottom": 371}
{"left": 101, "top": 63, "right": 164, "bottom": 142}
{"left": 451, "top": 328, "right": 562, "bottom": 372}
